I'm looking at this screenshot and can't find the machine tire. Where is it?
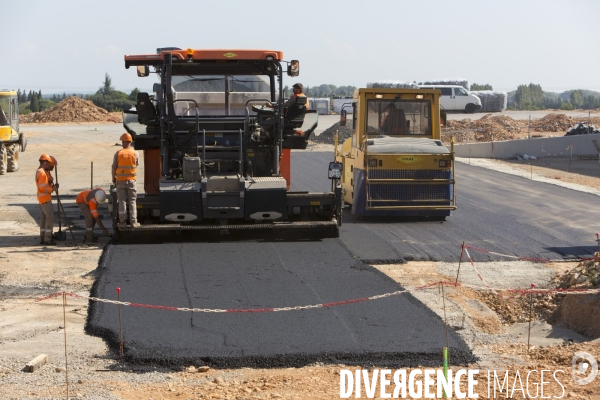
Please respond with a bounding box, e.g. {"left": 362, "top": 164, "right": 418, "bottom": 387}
{"left": 7, "top": 144, "right": 20, "bottom": 172}
{"left": 0, "top": 145, "right": 7, "bottom": 175}
{"left": 465, "top": 103, "right": 476, "bottom": 114}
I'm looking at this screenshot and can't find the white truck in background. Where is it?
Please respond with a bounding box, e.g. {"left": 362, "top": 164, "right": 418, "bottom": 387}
{"left": 418, "top": 85, "right": 482, "bottom": 113}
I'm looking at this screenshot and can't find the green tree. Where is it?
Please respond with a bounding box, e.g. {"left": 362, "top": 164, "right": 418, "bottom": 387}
{"left": 583, "top": 95, "right": 600, "bottom": 109}
{"left": 570, "top": 90, "right": 584, "bottom": 109}
{"left": 128, "top": 88, "right": 140, "bottom": 102}
{"left": 560, "top": 101, "right": 574, "bottom": 110}
{"left": 38, "top": 99, "right": 55, "bottom": 111}
{"left": 514, "top": 83, "right": 544, "bottom": 110}
{"left": 470, "top": 83, "right": 493, "bottom": 91}
{"left": 98, "top": 73, "right": 115, "bottom": 96}
{"left": 30, "top": 95, "right": 39, "bottom": 112}
{"left": 88, "top": 74, "right": 135, "bottom": 111}
{"left": 283, "top": 85, "right": 290, "bottom": 98}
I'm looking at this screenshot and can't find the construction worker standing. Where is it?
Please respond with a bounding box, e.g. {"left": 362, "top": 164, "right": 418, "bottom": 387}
{"left": 36, "top": 154, "right": 58, "bottom": 245}
{"left": 76, "top": 188, "right": 111, "bottom": 243}
{"left": 112, "top": 133, "right": 140, "bottom": 227}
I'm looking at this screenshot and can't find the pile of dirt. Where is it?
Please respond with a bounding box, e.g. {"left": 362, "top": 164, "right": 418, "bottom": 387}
{"left": 445, "top": 114, "right": 525, "bottom": 142}
{"left": 443, "top": 113, "right": 600, "bottom": 143}
{"left": 553, "top": 254, "right": 600, "bottom": 288}
{"left": 312, "top": 122, "right": 354, "bottom": 144}
{"left": 473, "top": 290, "right": 562, "bottom": 325}
{"left": 535, "top": 113, "right": 574, "bottom": 132}
{"left": 20, "top": 96, "right": 121, "bottom": 124}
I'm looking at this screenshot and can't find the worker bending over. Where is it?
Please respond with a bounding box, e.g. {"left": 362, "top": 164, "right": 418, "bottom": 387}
{"left": 76, "top": 188, "right": 110, "bottom": 243}
{"left": 112, "top": 133, "right": 140, "bottom": 227}
{"left": 36, "top": 154, "right": 58, "bottom": 245}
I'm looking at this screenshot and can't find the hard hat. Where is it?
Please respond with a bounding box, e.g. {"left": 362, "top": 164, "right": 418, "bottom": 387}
{"left": 39, "top": 154, "right": 57, "bottom": 166}
{"left": 120, "top": 133, "right": 133, "bottom": 142}
{"left": 94, "top": 189, "right": 107, "bottom": 203}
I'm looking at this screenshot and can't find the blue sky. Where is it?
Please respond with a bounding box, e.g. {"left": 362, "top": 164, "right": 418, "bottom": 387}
{"left": 3, "top": 0, "right": 599, "bottom": 94}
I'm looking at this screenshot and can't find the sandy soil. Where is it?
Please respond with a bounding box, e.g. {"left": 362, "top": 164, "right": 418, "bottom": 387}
{"left": 1, "top": 124, "right": 599, "bottom": 399}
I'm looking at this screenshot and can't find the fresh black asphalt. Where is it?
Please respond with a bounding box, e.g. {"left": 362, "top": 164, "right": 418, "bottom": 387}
{"left": 87, "top": 151, "right": 600, "bottom": 367}
{"left": 87, "top": 240, "right": 472, "bottom": 368}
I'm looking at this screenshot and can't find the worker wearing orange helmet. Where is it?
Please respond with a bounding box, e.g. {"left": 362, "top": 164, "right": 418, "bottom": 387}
{"left": 76, "top": 188, "right": 111, "bottom": 243}
{"left": 112, "top": 133, "right": 140, "bottom": 227}
{"left": 36, "top": 154, "right": 59, "bottom": 245}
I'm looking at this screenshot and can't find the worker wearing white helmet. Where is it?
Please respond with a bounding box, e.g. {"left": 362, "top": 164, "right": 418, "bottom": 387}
{"left": 36, "top": 154, "right": 59, "bottom": 245}
{"left": 112, "top": 132, "right": 140, "bottom": 227}
{"left": 75, "top": 188, "right": 110, "bottom": 243}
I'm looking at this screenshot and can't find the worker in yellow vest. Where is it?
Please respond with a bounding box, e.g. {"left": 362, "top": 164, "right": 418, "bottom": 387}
{"left": 35, "top": 154, "right": 59, "bottom": 245}
{"left": 111, "top": 133, "right": 140, "bottom": 227}
{"left": 76, "top": 188, "right": 111, "bottom": 243}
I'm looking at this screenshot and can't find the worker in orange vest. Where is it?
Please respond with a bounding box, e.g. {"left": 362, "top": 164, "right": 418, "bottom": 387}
{"left": 266, "top": 83, "right": 307, "bottom": 111}
{"left": 112, "top": 133, "right": 140, "bottom": 227}
{"left": 76, "top": 188, "right": 111, "bottom": 243}
{"left": 35, "top": 154, "right": 59, "bottom": 245}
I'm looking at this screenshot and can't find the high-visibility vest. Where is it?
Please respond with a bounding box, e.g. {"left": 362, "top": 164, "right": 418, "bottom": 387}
{"left": 76, "top": 189, "right": 100, "bottom": 218}
{"left": 35, "top": 167, "right": 53, "bottom": 204}
{"left": 116, "top": 148, "right": 137, "bottom": 181}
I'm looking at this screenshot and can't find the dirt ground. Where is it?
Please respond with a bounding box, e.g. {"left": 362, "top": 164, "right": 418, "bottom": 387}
{"left": 1, "top": 123, "right": 599, "bottom": 399}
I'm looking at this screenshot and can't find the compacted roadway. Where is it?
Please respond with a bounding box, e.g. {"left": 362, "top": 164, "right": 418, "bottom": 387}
{"left": 87, "top": 151, "right": 600, "bottom": 367}
{"left": 294, "top": 152, "right": 600, "bottom": 262}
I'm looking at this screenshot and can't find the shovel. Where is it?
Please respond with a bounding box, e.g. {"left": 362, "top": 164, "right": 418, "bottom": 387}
{"left": 52, "top": 166, "right": 67, "bottom": 241}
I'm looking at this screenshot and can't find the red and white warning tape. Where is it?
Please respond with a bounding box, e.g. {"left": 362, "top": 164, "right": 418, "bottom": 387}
{"left": 34, "top": 284, "right": 598, "bottom": 313}
{"left": 33, "top": 240, "right": 599, "bottom": 312}
{"left": 462, "top": 246, "right": 496, "bottom": 293}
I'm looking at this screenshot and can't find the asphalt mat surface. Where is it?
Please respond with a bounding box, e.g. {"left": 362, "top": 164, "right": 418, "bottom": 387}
{"left": 87, "top": 240, "right": 473, "bottom": 368}
{"left": 87, "top": 150, "right": 600, "bottom": 367}
{"left": 292, "top": 151, "right": 600, "bottom": 262}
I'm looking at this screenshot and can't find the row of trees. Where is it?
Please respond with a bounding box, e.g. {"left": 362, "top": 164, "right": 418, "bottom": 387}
{"left": 16, "top": 90, "right": 56, "bottom": 112}
{"left": 510, "top": 84, "right": 600, "bottom": 110}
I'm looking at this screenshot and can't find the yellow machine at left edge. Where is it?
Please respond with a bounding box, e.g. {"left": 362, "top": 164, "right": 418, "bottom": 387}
{"left": 0, "top": 90, "right": 27, "bottom": 175}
